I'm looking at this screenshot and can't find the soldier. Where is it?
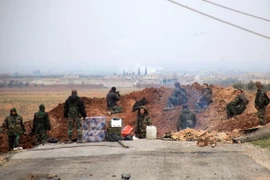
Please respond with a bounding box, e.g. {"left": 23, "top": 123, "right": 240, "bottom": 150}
{"left": 106, "top": 87, "right": 123, "bottom": 115}
{"left": 2, "top": 108, "right": 26, "bottom": 151}
{"left": 134, "top": 106, "right": 152, "bottom": 138}
{"left": 255, "top": 81, "right": 269, "bottom": 125}
{"left": 64, "top": 90, "right": 86, "bottom": 143}
{"left": 32, "top": 104, "right": 51, "bottom": 145}
{"left": 195, "top": 83, "right": 213, "bottom": 112}
{"left": 163, "top": 82, "right": 188, "bottom": 110}
{"left": 226, "top": 89, "right": 249, "bottom": 119}
{"left": 176, "top": 104, "right": 197, "bottom": 131}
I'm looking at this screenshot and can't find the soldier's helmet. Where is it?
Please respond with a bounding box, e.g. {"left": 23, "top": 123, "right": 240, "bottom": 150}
{"left": 71, "top": 90, "right": 77, "bottom": 95}
{"left": 255, "top": 81, "right": 262, "bottom": 88}
{"left": 203, "top": 83, "right": 208, "bottom": 87}
{"left": 39, "top": 104, "right": 45, "bottom": 111}
{"left": 237, "top": 89, "right": 243, "bottom": 93}
{"left": 111, "top": 87, "right": 116, "bottom": 92}
{"left": 174, "top": 82, "right": 180, "bottom": 87}
{"left": 182, "top": 104, "right": 189, "bottom": 109}
{"left": 10, "top": 107, "right": 17, "bottom": 115}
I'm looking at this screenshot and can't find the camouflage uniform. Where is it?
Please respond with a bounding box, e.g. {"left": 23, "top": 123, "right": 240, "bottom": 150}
{"left": 64, "top": 90, "right": 86, "bottom": 142}
{"left": 177, "top": 106, "right": 197, "bottom": 131}
{"left": 227, "top": 94, "right": 248, "bottom": 118}
{"left": 135, "top": 106, "right": 152, "bottom": 138}
{"left": 164, "top": 85, "right": 187, "bottom": 109}
{"left": 2, "top": 108, "right": 25, "bottom": 150}
{"left": 196, "top": 87, "right": 213, "bottom": 111}
{"left": 106, "top": 87, "right": 123, "bottom": 114}
{"left": 32, "top": 104, "right": 51, "bottom": 145}
{"left": 255, "top": 86, "right": 268, "bottom": 125}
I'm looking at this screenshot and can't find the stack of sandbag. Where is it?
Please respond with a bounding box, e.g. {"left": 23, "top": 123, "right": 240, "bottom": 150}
{"left": 82, "top": 116, "right": 106, "bottom": 142}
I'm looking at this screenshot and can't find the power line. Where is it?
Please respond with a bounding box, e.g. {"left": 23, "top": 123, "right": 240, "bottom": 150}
{"left": 167, "top": 0, "right": 270, "bottom": 40}
{"left": 202, "top": 0, "right": 270, "bottom": 22}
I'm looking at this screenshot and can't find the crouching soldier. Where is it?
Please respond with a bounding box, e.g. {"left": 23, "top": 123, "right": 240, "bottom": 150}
{"left": 195, "top": 83, "right": 213, "bottom": 112}
{"left": 177, "top": 105, "right": 197, "bottom": 131}
{"left": 106, "top": 87, "right": 123, "bottom": 115}
{"left": 32, "top": 104, "right": 51, "bottom": 145}
{"left": 2, "top": 108, "right": 26, "bottom": 151}
{"left": 163, "top": 82, "right": 188, "bottom": 110}
{"left": 226, "top": 89, "right": 249, "bottom": 119}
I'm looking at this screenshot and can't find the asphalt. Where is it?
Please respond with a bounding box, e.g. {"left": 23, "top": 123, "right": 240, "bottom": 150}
{"left": 1, "top": 139, "right": 270, "bottom": 180}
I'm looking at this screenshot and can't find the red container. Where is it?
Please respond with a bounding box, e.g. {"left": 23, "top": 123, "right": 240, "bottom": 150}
{"left": 121, "top": 125, "right": 134, "bottom": 137}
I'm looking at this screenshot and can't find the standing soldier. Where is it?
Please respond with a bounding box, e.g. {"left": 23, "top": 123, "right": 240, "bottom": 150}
{"left": 255, "top": 81, "right": 269, "bottom": 126}
{"left": 177, "top": 104, "right": 197, "bottom": 131}
{"left": 226, "top": 89, "right": 249, "bottom": 119}
{"left": 64, "top": 90, "right": 87, "bottom": 143}
{"left": 134, "top": 106, "right": 152, "bottom": 139}
{"left": 32, "top": 104, "right": 51, "bottom": 145}
{"left": 106, "top": 87, "right": 123, "bottom": 115}
{"left": 163, "top": 82, "right": 188, "bottom": 110}
{"left": 2, "top": 108, "right": 26, "bottom": 151}
{"left": 195, "top": 83, "right": 213, "bottom": 112}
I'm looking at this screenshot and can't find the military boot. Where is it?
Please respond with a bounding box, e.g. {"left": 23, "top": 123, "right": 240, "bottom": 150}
{"left": 67, "top": 135, "right": 72, "bottom": 144}
{"left": 77, "top": 135, "right": 83, "bottom": 143}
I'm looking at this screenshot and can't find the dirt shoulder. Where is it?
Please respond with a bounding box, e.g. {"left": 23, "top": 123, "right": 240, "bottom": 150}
{"left": 243, "top": 143, "right": 270, "bottom": 171}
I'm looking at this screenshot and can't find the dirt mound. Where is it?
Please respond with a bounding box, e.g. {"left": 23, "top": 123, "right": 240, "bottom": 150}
{"left": 1, "top": 83, "right": 269, "bottom": 154}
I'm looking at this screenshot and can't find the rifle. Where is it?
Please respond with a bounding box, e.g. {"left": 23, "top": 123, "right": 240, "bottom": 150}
{"left": 28, "top": 124, "right": 35, "bottom": 136}
{"left": 116, "top": 91, "right": 121, "bottom": 97}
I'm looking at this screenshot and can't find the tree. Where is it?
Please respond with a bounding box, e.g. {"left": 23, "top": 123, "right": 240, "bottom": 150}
{"left": 18, "top": 82, "right": 24, "bottom": 87}
{"left": 25, "top": 82, "right": 30, "bottom": 87}
{"left": 0, "top": 82, "right": 7, "bottom": 88}
{"left": 8, "top": 80, "right": 15, "bottom": 88}
{"left": 264, "top": 83, "right": 270, "bottom": 91}
{"left": 247, "top": 81, "right": 256, "bottom": 91}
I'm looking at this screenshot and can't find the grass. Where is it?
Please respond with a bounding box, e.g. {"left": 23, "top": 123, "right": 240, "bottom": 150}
{"left": 250, "top": 139, "right": 270, "bottom": 150}
{"left": 0, "top": 87, "right": 135, "bottom": 123}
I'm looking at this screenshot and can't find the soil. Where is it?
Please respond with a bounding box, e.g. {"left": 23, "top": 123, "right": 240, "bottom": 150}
{"left": 0, "top": 82, "right": 269, "bottom": 154}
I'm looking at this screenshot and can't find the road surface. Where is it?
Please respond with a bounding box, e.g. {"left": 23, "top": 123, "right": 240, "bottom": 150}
{"left": 1, "top": 140, "right": 270, "bottom": 180}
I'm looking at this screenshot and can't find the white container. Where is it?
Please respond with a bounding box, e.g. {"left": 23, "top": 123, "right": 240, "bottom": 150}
{"left": 110, "top": 117, "right": 122, "bottom": 127}
{"left": 146, "top": 125, "right": 157, "bottom": 139}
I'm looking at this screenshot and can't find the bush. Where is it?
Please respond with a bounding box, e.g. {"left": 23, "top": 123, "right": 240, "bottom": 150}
{"left": 232, "top": 83, "right": 244, "bottom": 90}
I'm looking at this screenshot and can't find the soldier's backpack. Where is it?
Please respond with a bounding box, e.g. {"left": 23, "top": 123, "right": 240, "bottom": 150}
{"left": 264, "top": 93, "right": 270, "bottom": 106}
{"left": 68, "top": 99, "right": 79, "bottom": 118}
{"left": 107, "top": 132, "right": 121, "bottom": 142}
{"left": 47, "top": 137, "right": 59, "bottom": 143}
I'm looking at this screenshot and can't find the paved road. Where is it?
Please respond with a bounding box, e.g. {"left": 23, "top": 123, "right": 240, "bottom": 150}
{"left": 1, "top": 140, "right": 270, "bottom": 180}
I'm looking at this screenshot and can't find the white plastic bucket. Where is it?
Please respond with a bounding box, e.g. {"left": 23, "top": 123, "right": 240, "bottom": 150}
{"left": 146, "top": 125, "right": 157, "bottom": 139}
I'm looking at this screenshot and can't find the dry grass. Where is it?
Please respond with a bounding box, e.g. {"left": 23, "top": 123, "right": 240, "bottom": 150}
{"left": 0, "top": 87, "right": 135, "bottom": 123}
{"left": 251, "top": 139, "right": 270, "bottom": 150}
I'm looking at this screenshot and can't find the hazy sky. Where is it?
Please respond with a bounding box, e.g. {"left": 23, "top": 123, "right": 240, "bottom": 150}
{"left": 0, "top": 0, "right": 270, "bottom": 74}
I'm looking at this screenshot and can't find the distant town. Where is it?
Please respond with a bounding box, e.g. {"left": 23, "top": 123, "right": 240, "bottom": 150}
{"left": 0, "top": 68, "right": 269, "bottom": 89}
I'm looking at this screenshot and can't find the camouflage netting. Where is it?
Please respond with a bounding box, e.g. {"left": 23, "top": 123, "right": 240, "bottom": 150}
{"left": 1, "top": 82, "right": 270, "bottom": 153}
